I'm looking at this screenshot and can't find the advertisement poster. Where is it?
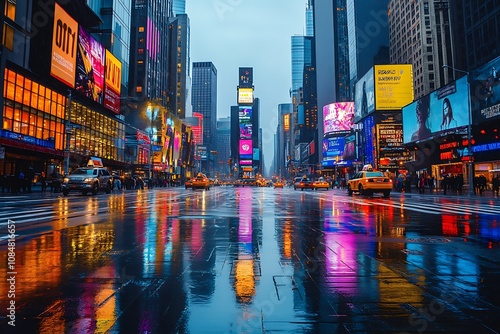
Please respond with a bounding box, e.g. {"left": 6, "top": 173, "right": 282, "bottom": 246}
{"left": 104, "top": 50, "right": 122, "bottom": 114}
{"left": 354, "top": 69, "right": 375, "bottom": 122}
{"left": 323, "top": 102, "right": 354, "bottom": 135}
{"left": 374, "top": 64, "right": 414, "bottom": 110}
{"left": 239, "top": 139, "right": 252, "bottom": 156}
{"left": 322, "top": 137, "right": 345, "bottom": 157}
{"left": 403, "top": 76, "right": 469, "bottom": 144}
{"left": 76, "top": 26, "right": 105, "bottom": 104}
{"left": 50, "top": 3, "right": 78, "bottom": 87}
{"left": 471, "top": 56, "right": 500, "bottom": 122}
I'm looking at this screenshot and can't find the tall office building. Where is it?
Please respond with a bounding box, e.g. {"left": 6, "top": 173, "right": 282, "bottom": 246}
{"left": 86, "top": 0, "right": 132, "bottom": 92}
{"left": 314, "top": 0, "right": 350, "bottom": 163}
{"left": 449, "top": 0, "right": 500, "bottom": 73}
{"left": 305, "top": 0, "right": 314, "bottom": 37}
{"left": 291, "top": 36, "right": 313, "bottom": 99}
{"left": 172, "top": 0, "right": 186, "bottom": 15}
{"left": 168, "top": 13, "right": 190, "bottom": 119}
{"left": 388, "top": 0, "right": 453, "bottom": 98}
{"left": 129, "top": 0, "right": 173, "bottom": 103}
{"left": 216, "top": 117, "right": 231, "bottom": 176}
{"left": 347, "top": 0, "right": 390, "bottom": 96}
{"left": 192, "top": 62, "right": 218, "bottom": 152}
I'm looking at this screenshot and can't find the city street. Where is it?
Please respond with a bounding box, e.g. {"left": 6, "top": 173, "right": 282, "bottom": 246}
{"left": 1, "top": 187, "right": 500, "bottom": 333}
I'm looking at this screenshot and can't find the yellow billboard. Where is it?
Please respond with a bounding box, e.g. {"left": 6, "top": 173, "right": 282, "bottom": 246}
{"left": 105, "top": 50, "right": 122, "bottom": 93}
{"left": 50, "top": 3, "right": 78, "bottom": 87}
{"left": 283, "top": 114, "right": 290, "bottom": 131}
{"left": 238, "top": 87, "right": 254, "bottom": 105}
{"left": 374, "top": 64, "right": 414, "bottom": 110}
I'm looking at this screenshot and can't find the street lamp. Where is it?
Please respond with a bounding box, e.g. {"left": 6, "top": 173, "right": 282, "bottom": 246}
{"left": 442, "top": 65, "right": 474, "bottom": 196}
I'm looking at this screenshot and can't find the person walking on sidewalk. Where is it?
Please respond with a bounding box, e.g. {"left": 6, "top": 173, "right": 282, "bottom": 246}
{"left": 493, "top": 175, "right": 500, "bottom": 197}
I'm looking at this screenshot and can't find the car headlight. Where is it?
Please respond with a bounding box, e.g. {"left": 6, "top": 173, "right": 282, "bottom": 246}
{"left": 84, "top": 178, "right": 94, "bottom": 183}
{"left": 63, "top": 177, "right": 69, "bottom": 183}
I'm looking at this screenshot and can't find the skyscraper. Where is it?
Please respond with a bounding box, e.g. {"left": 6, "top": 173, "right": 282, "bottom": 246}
{"left": 388, "top": 0, "right": 453, "bottom": 98}
{"left": 128, "top": 0, "right": 173, "bottom": 103}
{"left": 192, "top": 62, "right": 218, "bottom": 153}
{"left": 168, "top": 13, "right": 191, "bottom": 119}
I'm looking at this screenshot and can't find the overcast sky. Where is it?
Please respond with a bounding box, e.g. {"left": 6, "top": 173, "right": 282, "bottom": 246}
{"left": 186, "top": 0, "right": 307, "bottom": 171}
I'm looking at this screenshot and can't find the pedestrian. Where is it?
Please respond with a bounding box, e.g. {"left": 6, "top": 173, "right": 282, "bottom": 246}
{"left": 493, "top": 175, "right": 500, "bottom": 196}
{"left": 40, "top": 172, "right": 47, "bottom": 192}
{"left": 442, "top": 174, "right": 448, "bottom": 195}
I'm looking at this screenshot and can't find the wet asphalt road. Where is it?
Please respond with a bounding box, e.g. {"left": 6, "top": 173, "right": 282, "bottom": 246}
{"left": 0, "top": 186, "right": 500, "bottom": 333}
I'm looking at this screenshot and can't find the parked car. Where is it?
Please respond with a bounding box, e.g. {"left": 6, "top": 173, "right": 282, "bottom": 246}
{"left": 313, "top": 177, "right": 330, "bottom": 190}
{"left": 191, "top": 173, "right": 210, "bottom": 190}
{"left": 294, "top": 177, "right": 314, "bottom": 190}
{"left": 62, "top": 167, "right": 112, "bottom": 196}
{"left": 347, "top": 165, "right": 392, "bottom": 197}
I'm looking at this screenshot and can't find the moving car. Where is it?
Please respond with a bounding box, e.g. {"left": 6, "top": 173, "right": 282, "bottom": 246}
{"left": 191, "top": 173, "right": 210, "bottom": 190}
{"left": 294, "top": 177, "right": 314, "bottom": 190}
{"left": 62, "top": 167, "right": 112, "bottom": 196}
{"left": 347, "top": 165, "right": 392, "bottom": 197}
{"left": 313, "top": 177, "right": 330, "bottom": 190}
{"left": 274, "top": 180, "right": 285, "bottom": 188}
{"left": 185, "top": 178, "right": 193, "bottom": 189}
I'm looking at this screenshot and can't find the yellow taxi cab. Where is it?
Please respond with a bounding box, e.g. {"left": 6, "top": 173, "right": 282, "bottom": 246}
{"left": 313, "top": 177, "right": 330, "bottom": 190}
{"left": 347, "top": 164, "right": 392, "bottom": 197}
{"left": 191, "top": 173, "right": 210, "bottom": 190}
{"left": 273, "top": 180, "right": 285, "bottom": 188}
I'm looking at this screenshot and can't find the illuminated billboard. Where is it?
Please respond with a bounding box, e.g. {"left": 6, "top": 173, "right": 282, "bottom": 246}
{"left": 239, "top": 67, "right": 253, "bottom": 88}
{"left": 322, "top": 137, "right": 344, "bottom": 157}
{"left": 283, "top": 113, "right": 290, "bottom": 131}
{"left": 50, "top": 3, "right": 78, "bottom": 88}
{"left": 470, "top": 56, "right": 500, "bottom": 122}
{"left": 76, "top": 26, "right": 105, "bottom": 104}
{"left": 354, "top": 69, "right": 375, "bottom": 121}
{"left": 323, "top": 102, "right": 354, "bottom": 135}
{"left": 239, "top": 139, "right": 253, "bottom": 156}
{"left": 403, "top": 76, "right": 469, "bottom": 144}
{"left": 374, "top": 64, "right": 414, "bottom": 110}
{"left": 238, "top": 87, "right": 254, "bottom": 105}
{"left": 104, "top": 50, "right": 122, "bottom": 114}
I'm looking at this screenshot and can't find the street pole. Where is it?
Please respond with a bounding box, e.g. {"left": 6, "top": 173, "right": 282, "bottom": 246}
{"left": 443, "top": 65, "right": 474, "bottom": 196}
{"left": 64, "top": 90, "right": 72, "bottom": 175}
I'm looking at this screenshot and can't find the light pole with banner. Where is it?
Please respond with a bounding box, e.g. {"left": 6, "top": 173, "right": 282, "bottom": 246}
{"left": 443, "top": 65, "right": 474, "bottom": 196}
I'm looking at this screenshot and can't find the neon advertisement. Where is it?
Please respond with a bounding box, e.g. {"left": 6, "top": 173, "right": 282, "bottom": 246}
{"left": 75, "top": 26, "right": 105, "bottom": 104}
{"left": 323, "top": 102, "right": 354, "bottom": 134}
{"left": 239, "top": 140, "right": 252, "bottom": 155}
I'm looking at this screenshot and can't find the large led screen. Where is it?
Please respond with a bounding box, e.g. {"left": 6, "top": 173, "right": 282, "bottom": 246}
{"left": 104, "top": 50, "right": 122, "bottom": 114}
{"left": 322, "top": 137, "right": 344, "bottom": 157}
{"left": 76, "top": 26, "right": 105, "bottom": 104}
{"left": 239, "top": 139, "right": 253, "bottom": 156}
{"left": 50, "top": 3, "right": 78, "bottom": 88}
{"left": 354, "top": 69, "right": 375, "bottom": 122}
{"left": 471, "top": 56, "right": 500, "bottom": 122}
{"left": 239, "top": 106, "right": 253, "bottom": 139}
{"left": 374, "top": 64, "right": 414, "bottom": 110}
{"left": 343, "top": 134, "right": 356, "bottom": 161}
{"left": 403, "top": 76, "right": 469, "bottom": 144}
{"left": 323, "top": 102, "right": 354, "bottom": 135}
{"left": 238, "top": 88, "right": 254, "bottom": 105}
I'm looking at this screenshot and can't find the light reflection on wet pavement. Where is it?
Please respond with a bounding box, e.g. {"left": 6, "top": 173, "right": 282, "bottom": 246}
{"left": 0, "top": 187, "right": 500, "bottom": 333}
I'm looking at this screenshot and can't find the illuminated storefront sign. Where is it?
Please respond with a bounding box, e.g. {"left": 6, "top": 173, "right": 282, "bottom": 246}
{"left": 283, "top": 114, "right": 290, "bottom": 131}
